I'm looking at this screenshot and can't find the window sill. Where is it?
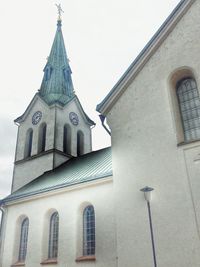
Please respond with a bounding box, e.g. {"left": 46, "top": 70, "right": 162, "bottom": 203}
{"left": 40, "top": 259, "right": 58, "bottom": 265}
{"left": 11, "top": 262, "right": 25, "bottom": 267}
{"left": 76, "top": 255, "right": 96, "bottom": 262}
{"left": 177, "top": 138, "right": 200, "bottom": 147}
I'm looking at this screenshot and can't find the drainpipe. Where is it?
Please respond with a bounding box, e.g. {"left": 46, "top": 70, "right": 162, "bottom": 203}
{"left": 0, "top": 202, "right": 5, "bottom": 267}
{"left": 99, "top": 115, "right": 111, "bottom": 136}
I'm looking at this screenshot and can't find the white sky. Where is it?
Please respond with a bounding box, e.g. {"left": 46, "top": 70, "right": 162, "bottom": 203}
{"left": 0, "top": 0, "right": 180, "bottom": 198}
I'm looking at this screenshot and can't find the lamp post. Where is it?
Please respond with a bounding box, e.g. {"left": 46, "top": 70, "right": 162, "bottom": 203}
{"left": 140, "top": 186, "right": 157, "bottom": 267}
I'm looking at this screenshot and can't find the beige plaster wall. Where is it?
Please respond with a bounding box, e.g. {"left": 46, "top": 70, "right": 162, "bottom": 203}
{"left": 106, "top": 1, "right": 200, "bottom": 266}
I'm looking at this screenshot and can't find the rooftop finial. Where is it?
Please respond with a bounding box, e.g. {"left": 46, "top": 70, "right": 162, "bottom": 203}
{"left": 55, "top": 3, "right": 64, "bottom": 21}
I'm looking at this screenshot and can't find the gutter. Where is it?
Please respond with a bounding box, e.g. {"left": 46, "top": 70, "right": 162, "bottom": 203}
{"left": 99, "top": 115, "right": 111, "bottom": 136}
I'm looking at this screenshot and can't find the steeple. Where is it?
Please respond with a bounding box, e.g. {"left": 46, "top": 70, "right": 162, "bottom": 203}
{"left": 39, "top": 15, "right": 75, "bottom": 105}
{"left": 12, "top": 7, "right": 95, "bottom": 192}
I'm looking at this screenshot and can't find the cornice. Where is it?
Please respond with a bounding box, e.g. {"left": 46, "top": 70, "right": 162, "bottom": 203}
{"left": 96, "top": 0, "right": 194, "bottom": 115}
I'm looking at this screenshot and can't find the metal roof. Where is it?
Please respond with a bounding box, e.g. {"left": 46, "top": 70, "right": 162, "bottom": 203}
{"left": 3, "top": 147, "right": 112, "bottom": 204}
{"left": 39, "top": 19, "right": 75, "bottom": 105}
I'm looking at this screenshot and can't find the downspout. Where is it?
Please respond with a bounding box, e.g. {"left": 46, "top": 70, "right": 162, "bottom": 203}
{"left": 0, "top": 202, "right": 5, "bottom": 267}
{"left": 99, "top": 115, "right": 111, "bottom": 136}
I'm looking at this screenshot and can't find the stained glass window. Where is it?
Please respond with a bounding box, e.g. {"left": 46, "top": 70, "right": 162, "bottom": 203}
{"left": 83, "top": 205, "right": 95, "bottom": 256}
{"left": 18, "top": 218, "right": 29, "bottom": 262}
{"left": 177, "top": 78, "right": 200, "bottom": 141}
{"left": 48, "top": 212, "right": 59, "bottom": 259}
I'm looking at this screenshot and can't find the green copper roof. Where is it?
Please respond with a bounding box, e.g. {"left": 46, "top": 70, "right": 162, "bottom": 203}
{"left": 39, "top": 19, "right": 75, "bottom": 105}
{"left": 3, "top": 147, "right": 112, "bottom": 203}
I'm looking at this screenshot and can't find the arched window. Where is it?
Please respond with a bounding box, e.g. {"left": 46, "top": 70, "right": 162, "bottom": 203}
{"left": 24, "top": 129, "right": 33, "bottom": 158}
{"left": 18, "top": 218, "right": 29, "bottom": 262}
{"left": 83, "top": 205, "right": 95, "bottom": 256}
{"left": 48, "top": 212, "right": 59, "bottom": 259}
{"left": 63, "top": 124, "right": 71, "bottom": 154}
{"left": 77, "top": 131, "right": 84, "bottom": 156}
{"left": 176, "top": 78, "right": 200, "bottom": 141}
{"left": 38, "top": 123, "right": 47, "bottom": 153}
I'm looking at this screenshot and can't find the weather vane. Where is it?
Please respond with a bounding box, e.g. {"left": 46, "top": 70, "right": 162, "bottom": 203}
{"left": 55, "top": 3, "right": 64, "bottom": 20}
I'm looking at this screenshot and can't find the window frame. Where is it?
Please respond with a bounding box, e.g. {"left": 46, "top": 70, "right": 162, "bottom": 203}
{"left": 176, "top": 77, "right": 200, "bottom": 142}
{"left": 48, "top": 212, "right": 59, "bottom": 259}
{"left": 83, "top": 205, "right": 95, "bottom": 256}
{"left": 18, "top": 218, "right": 29, "bottom": 262}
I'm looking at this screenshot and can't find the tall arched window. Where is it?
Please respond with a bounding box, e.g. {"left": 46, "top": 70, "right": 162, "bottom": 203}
{"left": 83, "top": 205, "right": 95, "bottom": 256}
{"left": 24, "top": 129, "right": 33, "bottom": 158}
{"left": 18, "top": 218, "right": 29, "bottom": 262}
{"left": 63, "top": 124, "right": 71, "bottom": 154}
{"left": 48, "top": 212, "right": 59, "bottom": 259}
{"left": 77, "top": 131, "right": 84, "bottom": 156}
{"left": 176, "top": 78, "right": 200, "bottom": 141}
{"left": 38, "top": 123, "right": 47, "bottom": 153}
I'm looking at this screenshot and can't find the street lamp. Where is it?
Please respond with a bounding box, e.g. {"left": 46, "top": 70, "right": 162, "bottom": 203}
{"left": 140, "top": 186, "right": 154, "bottom": 202}
{"left": 140, "top": 186, "right": 157, "bottom": 267}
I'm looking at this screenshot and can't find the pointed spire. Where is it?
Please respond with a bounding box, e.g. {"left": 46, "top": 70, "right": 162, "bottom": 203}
{"left": 39, "top": 10, "right": 75, "bottom": 105}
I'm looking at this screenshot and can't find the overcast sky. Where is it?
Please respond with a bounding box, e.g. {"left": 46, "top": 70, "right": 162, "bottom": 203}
{"left": 0, "top": 0, "right": 180, "bottom": 198}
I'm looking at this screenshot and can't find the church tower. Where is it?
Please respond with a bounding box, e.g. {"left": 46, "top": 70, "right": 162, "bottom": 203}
{"left": 12, "top": 16, "right": 95, "bottom": 192}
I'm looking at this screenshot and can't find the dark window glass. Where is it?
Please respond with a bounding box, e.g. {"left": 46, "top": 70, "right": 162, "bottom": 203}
{"left": 24, "top": 129, "right": 33, "bottom": 158}
{"left": 48, "top": 212, "right": 59, "bottom": 259}
{"left": 63, "top": 125, "right": 71, "bottom": 154}
{"left": 45, "top": 67, "right": 52, "bottom": 81}
{"left": 83, "top": 206, "right": 95, "bottom": 256}
{"left": 77, "top": 131, "right": 84, "bottom": 156}
{"left": 177, "top": 78, "right": 200, "bottom": 141}
{"left": 18, "top": 218, "right": 29, "bottom": 262}
{"left": 38, "top": 123, "right": 47, "bottom": 153}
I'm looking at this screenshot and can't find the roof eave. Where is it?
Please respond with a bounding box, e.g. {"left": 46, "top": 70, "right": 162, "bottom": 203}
{"left": 96, "top": 0, "right": 194, "bottom": 115}
{"left": 3, "top": 173, "right": 113, "bottom": 205}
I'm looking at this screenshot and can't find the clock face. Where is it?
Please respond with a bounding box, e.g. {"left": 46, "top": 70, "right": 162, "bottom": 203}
{"left": 69, "top": 112, "right": 79, "bottom": 126}
{"left": 32, "top": 111, "right": 42, "bottom": 125}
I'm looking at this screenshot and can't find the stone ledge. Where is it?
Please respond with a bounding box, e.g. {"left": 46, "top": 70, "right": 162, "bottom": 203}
{"left": 75, "top": 255, "right": 96, "bottom": 262}
{"left": 40, "top": 258, "right": 58, "bottom": 265}
{"left": 11, "top": 262, "right": 25, "bottom": 267}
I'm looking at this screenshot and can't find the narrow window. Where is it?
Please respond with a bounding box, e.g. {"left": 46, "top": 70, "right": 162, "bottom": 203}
{"left": 63, "top": 124, "right": 71, "bottom": 154}
{"left": 83, "top": 205, "right": 95, "bottom": 256}
{"left": 24, "top": 129, "right": 33, "bottom": 158}
{"left": 18, "top": 218, "right": 29, "bottom": 262}
{"left": 176, "top": 78, "right": 200, "bottom": 141}
{"left": 48, "top": 212, "right": 59, "bottom": 259}
{"left": 44, "top": 66, "right": 52, "bottom": 81}
{"left": 77, "top": 131, "right": 84, "bottom": 156}
{"left": 38, "top": 123, "right": 47, "bottom": 153}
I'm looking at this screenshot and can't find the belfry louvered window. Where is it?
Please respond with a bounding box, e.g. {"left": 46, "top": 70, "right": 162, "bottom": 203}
{"left": 48, "top": 212, "right": 59, "bottom": 259}
{"left": 38, "top": 123, "right": 47, "bottom": 153}
{"left": 83, "top": 205, "right": 95, "bottom": 256}
{"left": 176, "top": 78, "right": 200, "bottom": 141}
{"left": 18, "top": 218, "right": 29, "bottom": 262}
{"left": 24, "top": 129, "right": 33, "bottom": 158}
{"left": 63, "top": 124, "right": 71, "bottom": 154}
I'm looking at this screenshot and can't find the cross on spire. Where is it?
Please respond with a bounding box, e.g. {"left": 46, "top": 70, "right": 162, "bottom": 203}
{"left": 55, "top": 3, "right": 64, "bottom": 20}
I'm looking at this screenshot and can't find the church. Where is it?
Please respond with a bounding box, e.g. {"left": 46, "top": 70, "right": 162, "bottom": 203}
{"left": 1, "top": 0, "right": 200, "bottom": 266}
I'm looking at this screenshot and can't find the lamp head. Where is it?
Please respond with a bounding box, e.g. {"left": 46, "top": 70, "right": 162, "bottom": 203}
{"left": 140, "top": 186, "right": 154, "bottom": 202}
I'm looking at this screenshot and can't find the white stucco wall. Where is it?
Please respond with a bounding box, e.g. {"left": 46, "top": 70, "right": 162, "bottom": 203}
{"left": 106, "top": 1, "right": 200, "bottom": 267}
{"left": 12, "top": 96, "right": 93, "bottom": 192}
{"left": 1, "top": 179, "right": 116, "bottom": 267}
{"left": 55, "top": 99, "right": 92, "bottom": 156}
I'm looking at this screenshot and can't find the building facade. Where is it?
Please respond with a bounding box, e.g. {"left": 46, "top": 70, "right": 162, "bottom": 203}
{"left": 2, "top": 0, "right": 200, "bottom": 266}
